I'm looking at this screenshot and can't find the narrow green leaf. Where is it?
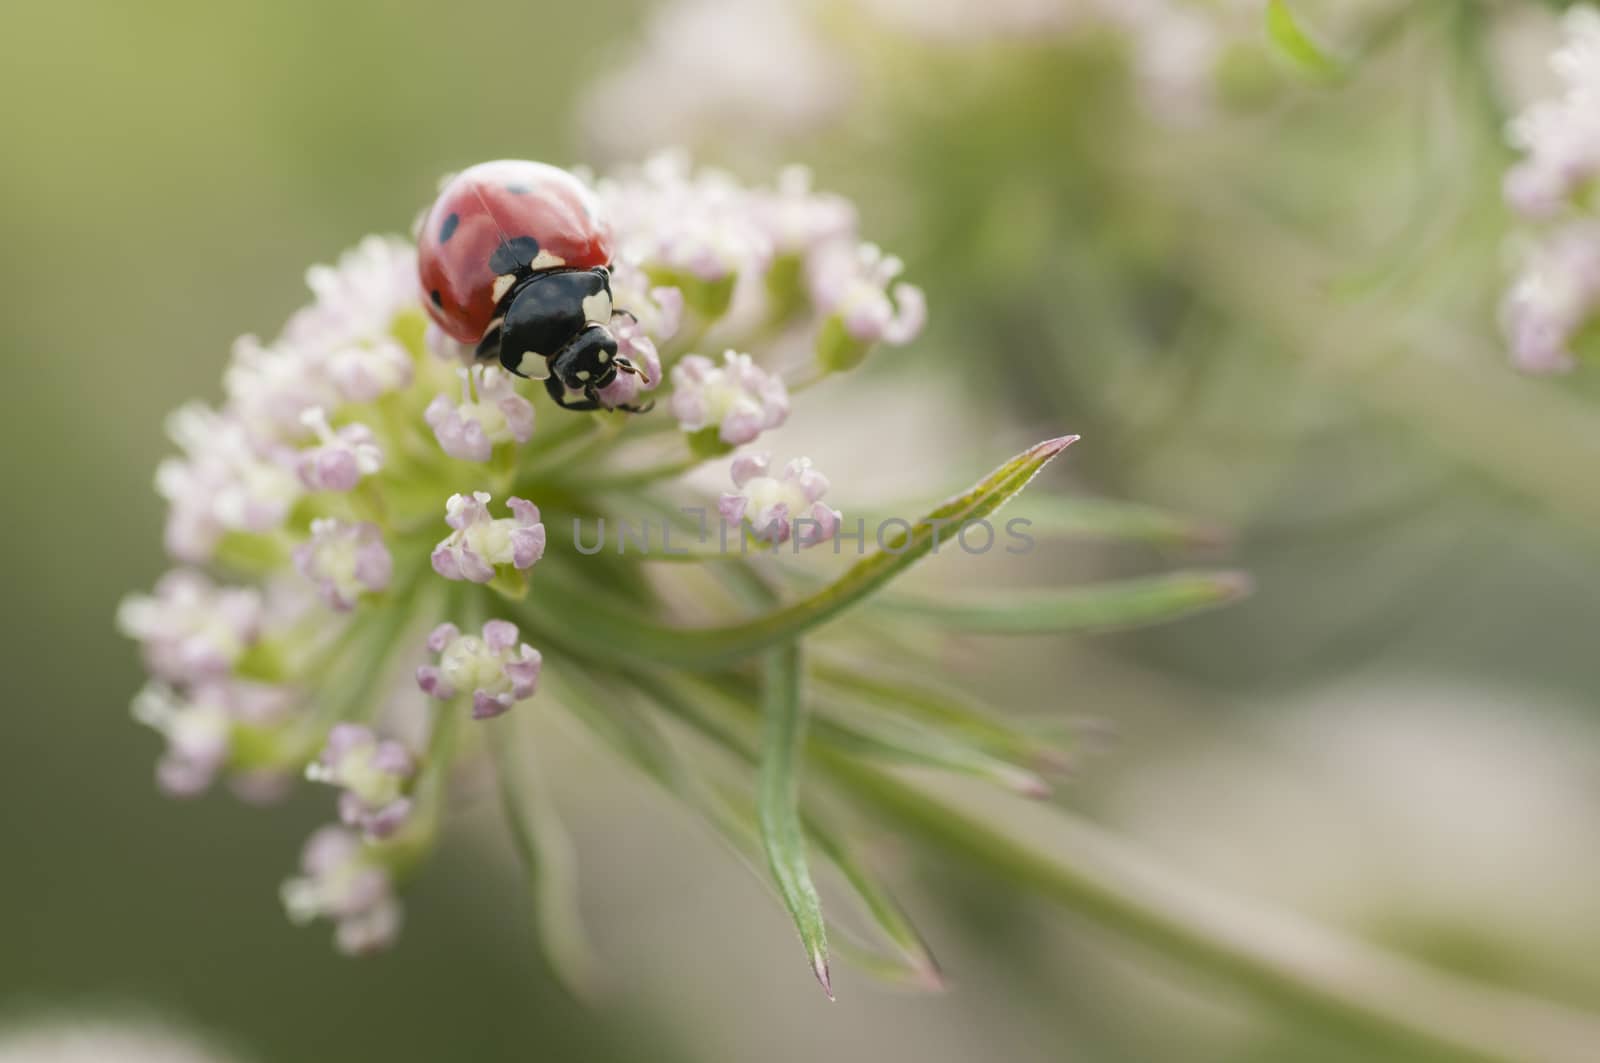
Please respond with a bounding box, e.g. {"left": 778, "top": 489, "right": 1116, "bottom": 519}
{"left": 690, "top": 774, "right": 943, "bottom": 994}
{"left": 810, "top": 701, "right": 1051, "bottom": 797}
{"left": 486, "top": 717, "right": 601, "bottom": 1002}
{"left": 519, "top": 436, "right": 1078, "bottom": 668}
{"left": 561, "top": 665, "right": 941, "bottom": 991}
{"left": 871, "top": 570, "right": 1252, "bottom": 635}
{"left": 625, "top": 654, "right": 1057, "bottom": 797}
{"left": 758, "top": 645, "right": 831, "bottom": 998}
{"left": 812, "top": 660, "right": 1071, "bottom": 771}
{"left": 802, "top": 815, "right": 944, "bottom": 993}
{"left": 1265, "top": 0, "right": 1343, "bottom": 79}
{"left": 544, "top": 657, "right": 712, "bottom": 800}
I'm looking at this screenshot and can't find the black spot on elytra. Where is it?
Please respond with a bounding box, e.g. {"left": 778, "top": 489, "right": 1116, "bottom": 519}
{"left": 439, "top": 212, "right": 460, "bottom": 243}
{"left": 429, "top": 289, "right": 443, "bottom": 308}
{"left": 490, "top": 235, "right": 541, "bottom": 276}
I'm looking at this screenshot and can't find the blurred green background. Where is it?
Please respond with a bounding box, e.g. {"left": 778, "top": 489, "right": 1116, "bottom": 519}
{"left": 5, "top": 1, "right": 1600, "bottom": 1061}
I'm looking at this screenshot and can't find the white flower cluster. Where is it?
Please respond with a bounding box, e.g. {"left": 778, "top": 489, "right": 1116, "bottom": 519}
{"left": 119, "top": 152, "right": 925, "bottom": 953}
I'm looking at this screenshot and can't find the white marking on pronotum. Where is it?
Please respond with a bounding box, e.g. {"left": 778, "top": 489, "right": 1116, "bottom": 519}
{"left": 491, "top": 274, "right": 516, "bottom": 302}
{"left": 530, "top": 250, "right": 566, "bottom": 270}
{"left": 581, "top": 291, "right": 612, "bottom": 325}
{"left": 598, "top": 351, "right": 611, "bottom": 363}
{"left": 517, "top": 352, "right": 551, "bottom": 379}
{"left": 575, "top": 370, "right": 591, "bottom": 381}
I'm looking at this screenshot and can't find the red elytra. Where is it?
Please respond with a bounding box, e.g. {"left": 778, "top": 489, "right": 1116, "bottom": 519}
{"left": 417, "top": 160, "right": 614, "bottom": 344}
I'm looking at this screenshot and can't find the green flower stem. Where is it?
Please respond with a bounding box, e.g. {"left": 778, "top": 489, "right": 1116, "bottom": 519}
{"left": 486, "top": 713, "right": 601, "bottom": 1002}
{"left": 810, "top": 661, "right": 1065, "bottom": 768}
{"left": 551, "top": 455, "right": 705, "bottom": 494}
{"left": 523, "top": 408, "right": 599, "bottom": 457}
{"left": 378, "top": 694, "right": 460, "bottom": 882}
{"left": 513, "top": 419, "right": 611, "bottom": 486}
{"left": 822, "top": 754, "right": 1600, "bottom": 1063}
{"left": 288, "top": 549, "right": 435, "bottom": 753}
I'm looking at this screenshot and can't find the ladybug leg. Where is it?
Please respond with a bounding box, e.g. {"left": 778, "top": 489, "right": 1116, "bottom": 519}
{"left": 545, "top": 375, "right": 604, "bottom": 412}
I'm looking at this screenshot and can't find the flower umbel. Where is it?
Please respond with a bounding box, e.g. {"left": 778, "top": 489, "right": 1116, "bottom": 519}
{"left": 425, "top": 366, "right": 536, "bottom": 462}
{"left": 294, "top": 519, "right": 393, "bottom": 610}
{"left": 113, "top": 154, "right": 1235, "bottom": 1004}
{"left": 719, "top": 453, "right": 840, "bottom": 548}
{"left": 671, "top": 349, "right": 789, "bottom": 449}
{"left": 417, "top": 620, "right": 542, "bottom": 720}
{"left": 810, "top": 241, "right": 927, "bottom": 371}
{"left": 306, "top": 724, "right": 416, "bottom": 839}
{"left": 118, "top": 570, "right": 262, "bottom": 685}
{"left": 295, "top": 407, "right": 384, "bottom": 492}
{"left": 431, "top": 493, "right": 545, "bottom": 584}
{"left": 281, "top": 826, "right": 403, "bottom": 955}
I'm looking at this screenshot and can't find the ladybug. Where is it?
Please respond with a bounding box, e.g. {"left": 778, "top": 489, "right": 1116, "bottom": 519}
{"left": 417, "top": 159, "right": 650, "bottom": 412}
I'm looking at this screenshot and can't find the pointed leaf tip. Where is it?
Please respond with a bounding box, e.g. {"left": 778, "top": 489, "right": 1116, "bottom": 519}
{"left": 1010, "top": 769, "right": 1054, "bottom": 800}
{"left": 812, "top": 948, "right": 835, "bottom": 1001}
{"left": 1022, "top": 434, "right": 1079, "bottom": 466}
{"left": 759, "top": 647, "right": 832, "bottom": 1000}
{"left": 1211, "top": 570, "right": 1255, "bottom": 601}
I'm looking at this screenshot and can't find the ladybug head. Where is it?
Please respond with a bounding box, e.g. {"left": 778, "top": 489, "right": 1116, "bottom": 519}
{"left": 550, "top": 324, "right": 636, "bottom": 393}
{"left": 494, "top": 267, "right": 648, "bottom": 398}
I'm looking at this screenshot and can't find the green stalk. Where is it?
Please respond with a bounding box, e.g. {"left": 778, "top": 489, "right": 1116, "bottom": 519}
{"left": 550, "top": 455, "right": 706, "bottom": 494}
{"left": 824, "top": 756, "right": 1600, "bottom": 1063}
{"left": 487, "top": 715, "right": 601, "bottom": 1002}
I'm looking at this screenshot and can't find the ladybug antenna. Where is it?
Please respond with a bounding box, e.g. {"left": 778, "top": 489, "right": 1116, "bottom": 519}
{"left": 616, "top": 355, "right": 650, "bottom": 386}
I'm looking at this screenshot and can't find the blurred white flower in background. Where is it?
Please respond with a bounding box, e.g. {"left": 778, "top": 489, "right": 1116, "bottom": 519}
{"left": 1503, "top": 5, "right": 1600, "bottom": 373}
{"left": 1505, "top": 6, "right": 1600, "bottom": 220}
{"left": 0, "top": 1018, "right": 246, "bottom": 1063}
{"left": 1501, "top": 220, "right": 1600, "bottom": 373}
{"left": 856, "top": 0, "right": 1087, "bottom": 39}
{"left": 580, "top": 0, "right": 855, "bottom": 160}
{"left": 1105, "top": 680, "right": 1600, "bottom": 985}
{"left": 579, "top": 0, "right": 1393, "bottom": 154}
